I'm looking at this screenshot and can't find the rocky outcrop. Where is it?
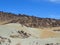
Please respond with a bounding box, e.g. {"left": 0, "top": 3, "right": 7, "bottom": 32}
{"left": 10, "top": 30, "right": 31, "bottom": 39}
{"left": 0, "top": 36, "right": 11, "bottom": 45}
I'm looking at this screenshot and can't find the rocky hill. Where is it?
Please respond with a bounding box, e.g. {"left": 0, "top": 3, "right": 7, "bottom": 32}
{"left": 0, "top": 11, "right": 60, "bottom": 45}
{"left": 0, "top": 11, "right": 60, "bottom": 28}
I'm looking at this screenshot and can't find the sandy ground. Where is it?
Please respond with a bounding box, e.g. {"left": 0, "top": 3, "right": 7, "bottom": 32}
{"left": 0, "top": 23, "right": 60, "bottom": 45}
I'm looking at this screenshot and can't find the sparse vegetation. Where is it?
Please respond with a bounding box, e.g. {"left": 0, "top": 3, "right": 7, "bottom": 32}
{"left": 0, "top": 11, "right": 60, "bottom": 28}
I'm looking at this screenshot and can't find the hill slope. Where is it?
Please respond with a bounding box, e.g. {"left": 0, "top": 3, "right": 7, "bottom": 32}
{"left": 0, "top": 11, "right": 60, "bottom": 28}
{"left": 0, "top": 23, "right": 60, "bottom": 45}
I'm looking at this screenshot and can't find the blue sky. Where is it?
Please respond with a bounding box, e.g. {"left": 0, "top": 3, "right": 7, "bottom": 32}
{"left": 0, "top": 0, "right": 60, "bottom": 19}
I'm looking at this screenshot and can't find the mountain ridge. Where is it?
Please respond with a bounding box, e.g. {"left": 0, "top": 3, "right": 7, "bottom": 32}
{"left": 0, "top": 11, "right": 60, "bottom": 28}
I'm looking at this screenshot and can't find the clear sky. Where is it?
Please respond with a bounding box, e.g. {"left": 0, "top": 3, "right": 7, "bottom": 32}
{"left": 0, "top": 0, "right": 60, "bottom": 19}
